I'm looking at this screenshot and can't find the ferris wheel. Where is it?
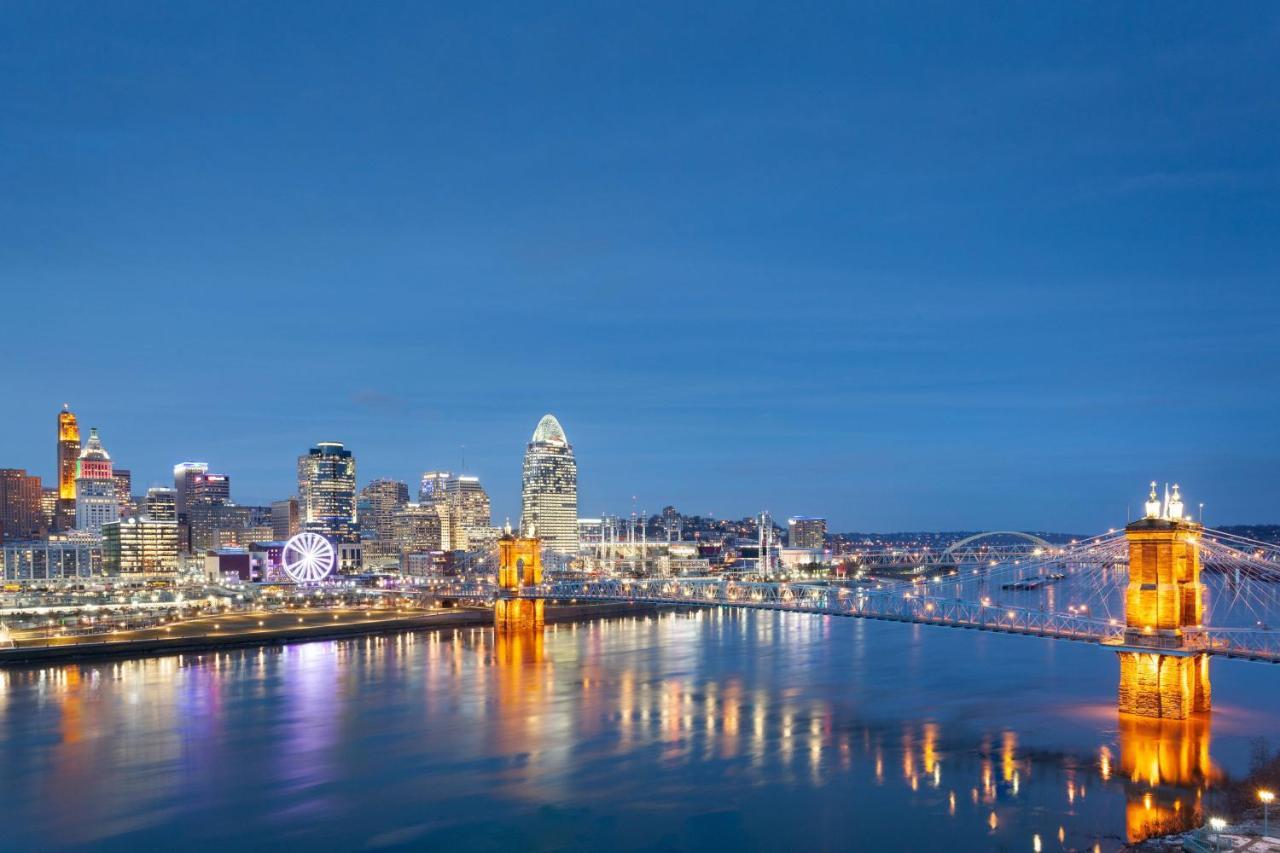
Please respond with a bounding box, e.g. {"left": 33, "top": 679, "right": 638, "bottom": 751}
{"left": 281, "top": 532, "right": 335, "bottom": 583}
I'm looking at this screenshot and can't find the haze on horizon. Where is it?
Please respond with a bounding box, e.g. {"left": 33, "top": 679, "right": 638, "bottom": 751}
{"left": 3, "top": 3, "right": 1279, "bottom": 533}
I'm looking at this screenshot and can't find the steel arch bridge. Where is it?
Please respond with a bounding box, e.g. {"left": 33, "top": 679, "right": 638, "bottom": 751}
{"left": 432, "top": 527, "right": 1280, "bottom": 664}
{"left": 941, "top": 530, "right": 1054, "bottom": 559}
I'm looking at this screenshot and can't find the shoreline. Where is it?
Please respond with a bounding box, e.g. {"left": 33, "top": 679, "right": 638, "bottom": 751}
{"left": 0, "top": 601, "right": 659, "bottom": 666}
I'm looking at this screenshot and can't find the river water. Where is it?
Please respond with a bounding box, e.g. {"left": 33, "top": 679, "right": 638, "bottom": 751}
{"left": 1, "top": 610, "right": 1277, "bottom": 851}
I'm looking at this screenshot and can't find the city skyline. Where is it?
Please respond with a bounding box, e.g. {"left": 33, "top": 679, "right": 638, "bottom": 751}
{"left": 0, "top": 400, "right": 1255, "bottom": 536}
{"left": 4, "top": 6, "right": 1280, "bottom": 533}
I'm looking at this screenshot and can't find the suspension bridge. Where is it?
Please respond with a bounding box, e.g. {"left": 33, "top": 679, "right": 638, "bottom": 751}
{"left": 437, "top": 500, "right": 1280, "bottom": 678}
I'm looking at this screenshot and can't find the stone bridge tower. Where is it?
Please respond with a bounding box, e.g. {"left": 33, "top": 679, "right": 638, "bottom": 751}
{"left": 1116, "top": 484, "right": 1210, "bottom": 719}
{"left": 495, "top": 527, "right": 544, "bottom": 630}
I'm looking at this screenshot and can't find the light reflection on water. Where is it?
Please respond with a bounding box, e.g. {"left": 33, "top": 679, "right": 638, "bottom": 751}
{"left": 0, "top": 610, "right": 1277, "bottom": 851}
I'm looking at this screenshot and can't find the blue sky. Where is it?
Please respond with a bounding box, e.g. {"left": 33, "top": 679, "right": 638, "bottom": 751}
{"left": 3, "top": 3, "right": 1279, "bottom": 532}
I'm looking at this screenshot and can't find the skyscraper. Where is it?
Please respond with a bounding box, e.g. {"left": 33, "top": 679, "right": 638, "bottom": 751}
{"left": 520, "top": 414, "right": 578, "bottom": 554}
{"left": 358, "top": 479, "right": 409, "bottom": 563}
{"left": 418, "top": 471, "right": 492, "bottom": 550}
{"left": 172, "top": 462, "right": 209, "bottom": 517}
{"left": 75, "top": 428, "right": 118, "bottom": 533}
{"left": 298, "top": 442, "right": 358, "bottom": 543}
{"left": 0, "top": 469, "right": 44, "bottom": 542}
{"left": 112, "top": 468, "right": 133, "bottom": 518}
{"left": 187, "top": 472, "right": 241, "bottom": 551}
{"left": 55, "top": 404, "right": 80, "bottom": 531}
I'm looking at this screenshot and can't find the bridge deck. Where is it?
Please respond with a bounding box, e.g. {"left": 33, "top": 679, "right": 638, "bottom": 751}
{"left": 435, "top": 578, "right": 1280, "bottom": 664}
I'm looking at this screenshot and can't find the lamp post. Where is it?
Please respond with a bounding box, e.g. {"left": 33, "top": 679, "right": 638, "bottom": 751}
{"left": 1209, "top": 817, "right": 1226, "bottom": 851}
{"left": 1261, "top": 790, "right": 1275, "bottom": 838}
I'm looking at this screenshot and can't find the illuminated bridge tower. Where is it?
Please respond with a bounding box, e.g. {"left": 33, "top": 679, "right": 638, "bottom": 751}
{"left": 495, "top": 527, "right": 544, "bottom": 630}
{"left": 1116, "top": 484, "right": 1210, "bottom": 720}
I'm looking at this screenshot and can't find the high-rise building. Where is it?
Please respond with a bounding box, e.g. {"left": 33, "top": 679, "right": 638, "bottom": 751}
{"left": 112, "top": 468, "right": 133, "bottom": 518}
{"left": 360, "top": 479, "right": 409, "bottom": 538}
{"left": 520, "top": 414, "right": 579, "bottom": 554}
{"left": 40, "top": 488, "right": 58, "bottom": 532}
{"left": 75, "top": 428, "right": 118, "bottom": 533}
{"left": 417, "top": 472, "right": 492, "bottom": 550}
{"left": 55, "top": 404, "right": 81, "bottom": 531}
{"left": 298, "top": 442, "right": 358, "bottom": 543}
{"left": 102, "top": 516, "right": 179, "bottom": 576}
{"left": 0, "top": 469, "right": 44, "bottom": 542}
{"left": 271, "top": 497, "right": 300, "bottom": 540}
{"left": 187, "top": 473, "right": 241, "bottom": 552}
{"left": 392, "top": 503, "right": 443, "bottom": 557}
{"left": 172, "top": 462, "right": 209, "bottom": 518}
{"left": 144, "top": 487, "right": 177, "bottom": 522}
{"left": 788, "top": 517, "right": 827, "bottom": 550}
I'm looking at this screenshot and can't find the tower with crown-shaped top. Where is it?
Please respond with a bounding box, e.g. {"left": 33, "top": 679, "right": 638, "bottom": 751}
{"left": 1114, "top": 483, "right": 1210, "bottom": 719}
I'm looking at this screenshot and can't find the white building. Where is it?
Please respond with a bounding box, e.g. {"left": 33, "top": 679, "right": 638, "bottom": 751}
{"left": 520, "top": 414, "right": 579, "bottom": 554}
{"left": 75, "top": 428, "right": 118, "bottom": 534}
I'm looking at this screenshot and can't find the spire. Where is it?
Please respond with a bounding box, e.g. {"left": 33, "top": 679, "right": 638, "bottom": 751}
{"left": 1169, "top": 484, "right": 1184, "bottom": 520}
{"left": 1145, "top": 481, "right": 1162, "bottom": 519}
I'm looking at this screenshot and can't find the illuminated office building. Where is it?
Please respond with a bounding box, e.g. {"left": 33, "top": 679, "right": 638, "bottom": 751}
{"left": 520, "top": 414, "right": 578, "bottom": 554}
{"left": 393, "top": 503, "right": 444, "bottom": 557}
{"left": 172, "top": 461, "right": 209, "bottom": 517}
{"left": 112, "top": 468, "right": 133, "bottom": 518}
{"left": 102, "top": 516, "right": 180, "bottom": 576}
{"left": 271, "top": 497, "right": 299, "bottom": 540}
{"left": 75, "top": 428, "right": 118, "bottom": 533}
{"left": 298, "top": 442, "right": 358, "bottom": 543}
{"left": 788, "top": 517, "right": 827, "bottom": 550}
{"left": 418, "top": 471, "right": 492, "bottom": 550}
{"left": 0, "top": 469, "right": 44, "bottom": 543}
{"left": 144, "top": 487, "right": 177, "bottom": 522}
{"left": 55, "top": 404, "right": 80, "bottom": 530}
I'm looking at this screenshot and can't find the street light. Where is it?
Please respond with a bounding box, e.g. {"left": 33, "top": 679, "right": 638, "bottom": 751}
{"left": 1209, "top": 817, "right": 1226, "bottom": 851}
{"left": 1261, "top": 790, "right": 1275, "bottom": 838}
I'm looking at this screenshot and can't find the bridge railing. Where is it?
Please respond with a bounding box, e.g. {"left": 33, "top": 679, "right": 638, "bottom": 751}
{"left": 421, "top": 577, "right": 1280, "bottom": 661}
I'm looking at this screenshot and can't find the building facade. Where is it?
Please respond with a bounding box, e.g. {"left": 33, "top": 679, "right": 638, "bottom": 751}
{"left": 112, "top": 469, "right": 133, "bottom": 518}
{"left": 75, "top": 428, "right": 119, "bottom": 533}
{"left": 271, "top": 497, "right": 300, "bottom": 540}
{"left": 788, "top": 517, "right": 827, "bottom": 550}
{"left": 393, "top": 503, "right": 444, "bottom": 556}
{"left": 520, "top": 414, "right": 579, "bottom": 554}
{"left": 102, "top": 517, "right": 180, "bottom": 576}
{"left": 172, "top": 461, "right": 209, "bottom": 518}
{"left": 2, "top": 538, "right": 100, "bottom": 582}
{"left": 298, "top": 442, "right": 358, "bottom": 543}
{"left": 418, "top": 472, "right": 492, "bottom": 551}
{"left": 0, "top": 469, "right": 44, "bottom": 543}
{"left": 144, "top": 487, "right": 177, "bottom": 522}
{"left": 55, "top": 404, "right": 80, "bottom": 531}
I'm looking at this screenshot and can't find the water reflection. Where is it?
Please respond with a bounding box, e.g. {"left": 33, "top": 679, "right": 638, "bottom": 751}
{"left": 0, "top": 613, "right": 1270, "bottom": 851}
{"left": 1119, "top": 713, "right": 1217, "bottom": 842}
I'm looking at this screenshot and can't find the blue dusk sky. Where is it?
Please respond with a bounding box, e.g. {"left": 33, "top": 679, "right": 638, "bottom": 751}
{"left": 3, "top": 3, "right": 1279, "bottom": 533}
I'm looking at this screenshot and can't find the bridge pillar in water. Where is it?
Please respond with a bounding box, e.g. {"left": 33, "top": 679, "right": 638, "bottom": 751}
{"left": 1116, "top": 487, "right": 1209, "bottom": 720}
{"left": 494, "top": 530, "right": 544, "bottom": 630}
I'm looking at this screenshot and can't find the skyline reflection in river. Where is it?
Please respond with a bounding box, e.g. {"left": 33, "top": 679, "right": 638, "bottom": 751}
{"left": 0, "top": 610, "right": 1276, "bottom": 851}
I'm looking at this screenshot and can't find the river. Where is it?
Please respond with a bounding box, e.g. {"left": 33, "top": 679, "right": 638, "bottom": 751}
{"left": 1, "top": 610, "right": 1277, "bottom": 851}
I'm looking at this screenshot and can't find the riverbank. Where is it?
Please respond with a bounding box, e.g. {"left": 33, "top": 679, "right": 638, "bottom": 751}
{"left": 0, "top": 601, "right": 659, "bottom": 666}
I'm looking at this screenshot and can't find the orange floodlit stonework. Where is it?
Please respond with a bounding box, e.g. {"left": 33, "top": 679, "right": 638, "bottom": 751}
{"left": 1115, "top": 484, "right": 1210, "bottom": 720}
{"left": 494, "top": 530, "right": 545, "bottom": 630}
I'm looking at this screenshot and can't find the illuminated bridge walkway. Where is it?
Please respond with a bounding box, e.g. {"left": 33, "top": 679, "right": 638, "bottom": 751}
{"left": 438, "top": 526, "right": 1280, "bottom": 665}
